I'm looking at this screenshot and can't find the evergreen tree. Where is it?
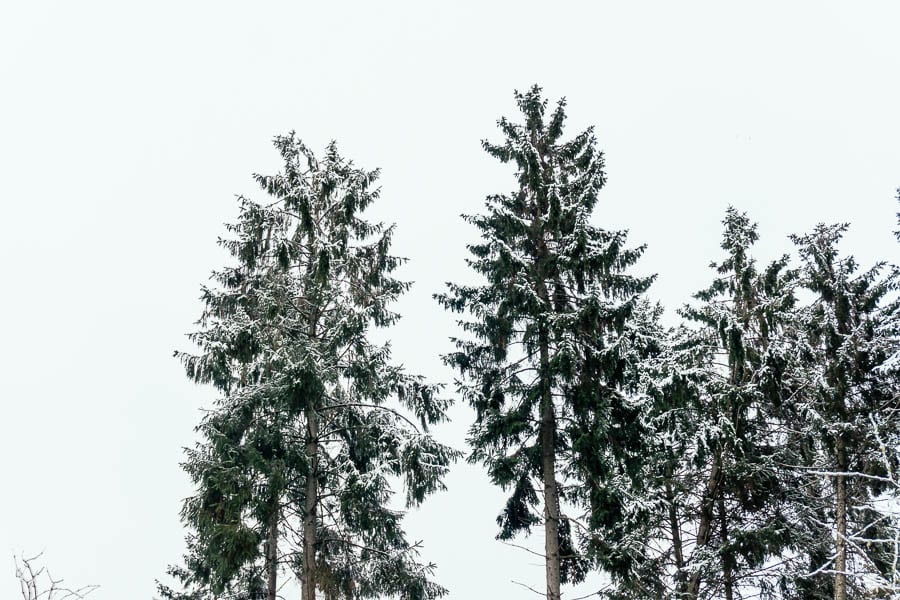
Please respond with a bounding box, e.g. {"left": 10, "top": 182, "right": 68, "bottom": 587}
{"left": 160, "top": 134, "right": 458, "bottom": 600}
{"left": 669, "top": 208, "right": 799, "bottom": 599}
{"left": 788, "top": 222, "right": 900, "bottom": 599}
{"left": 436, "top": 86, "right": 654, "bottom": 600}
{"left": 608, "top": 207, "right": 900, "bottom": 600}
{"left": 574, "top": 301, "right": 679, "bottom": 600}
{"left": 593, "top": 318, "right": 703, "bottom": 600}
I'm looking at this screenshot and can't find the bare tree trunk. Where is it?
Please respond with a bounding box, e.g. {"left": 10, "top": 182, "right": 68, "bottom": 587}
{"left": 302, "top": 405, "right": 319, "bottom": 600}
{"left": 834, "top": 438, "right": 848, "bottom": 600}
{"left": 540, "top": 331, "right": 561, "bottom": 600}
{"left": 266, "top": 501, "right": 279, "bottom": 600}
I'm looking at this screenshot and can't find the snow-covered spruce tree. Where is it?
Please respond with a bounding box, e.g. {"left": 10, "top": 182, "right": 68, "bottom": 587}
{"left": 160, "top": 134, "right": 458, "bottom": 600}
{"left": 607, "top": 208, "right": 807, "bottom": 600}
{"left": 674, "top": 207, "right": 803, "bottom": 600}
{"left": 591, "top": 317, "right": 708, "bottom": 600}
{"left": 436, "top": 86, "right": 654, "bottom": 600}
{"left": 789, "top": 222, "right": 900, "bottom": 600}
{"left": 560, "top": 300, "right": 681, "bottom": 600}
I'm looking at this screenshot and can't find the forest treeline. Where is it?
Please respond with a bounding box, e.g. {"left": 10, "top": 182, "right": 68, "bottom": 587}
{"left": 157, "top": 87, "right": 900, "bottom": 600}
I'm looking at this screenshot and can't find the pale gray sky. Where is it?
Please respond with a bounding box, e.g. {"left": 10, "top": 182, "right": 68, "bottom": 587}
{"left": 1, "top": 2, "right": 899, "bottom": 598}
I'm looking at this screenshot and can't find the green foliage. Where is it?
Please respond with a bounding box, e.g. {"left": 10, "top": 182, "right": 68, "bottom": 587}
{"left": 160, "top": 134, "right": 458, "bottom": 600}
{"left": 784, "top": 221, "right": 900, "bottom": 594}
{"left": 158, "top": 91, "right": 900, "bottom": 600}
{"left": 437, "top": 85, "right": 655, "bottom": 590}
{"left": 603, "top": 208, "right": 807, "bottom": 599}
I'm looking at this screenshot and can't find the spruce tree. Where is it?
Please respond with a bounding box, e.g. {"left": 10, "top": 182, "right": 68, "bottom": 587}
{"left": 789, "top": 222, "right": 900, "bottom": 599}
{"left": 437, "top": 86, "right": 654, "bottom": 600}
{"left": 160, "top": 134, "right": 458, "bottom": 600}
{"left": 576, "top": 300, "right": 678, "bottom": 600}
{"left": 673, "top": 208, "right": 799, "bottom": 599}
{"left": 595, "top": 318, "right": 706, "bottom": 600}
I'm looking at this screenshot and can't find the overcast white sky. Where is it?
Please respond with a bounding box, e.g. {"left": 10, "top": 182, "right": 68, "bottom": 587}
{"left": 2, "top": 2, "right": 899, "bottom": 598}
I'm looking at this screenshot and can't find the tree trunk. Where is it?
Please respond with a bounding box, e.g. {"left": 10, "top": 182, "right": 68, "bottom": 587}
{"left": 685, "top": 452, "right": 722, "bottom": 599}
{"left": 302, "top": 405, "right": 319, "bottom": 600}
{"left": 719, "top": 494, "right": 734, "bottom": 600}
{"left": 266, "top": 500, "right": 279, "bottom": 600}
{"left": 834, "top": 437, "right": 848, "bottom": 600}
{"left": 664, "top": 463, "right": 685, "bottom": 590}
{"left": 302, "top": 225, "right": 320, "bottom": 600}
{"left": 540, "top": 329, "right": 562, "bottom": 600}
{"left": 532, "top": 194, "right": 561, "bottom": 600}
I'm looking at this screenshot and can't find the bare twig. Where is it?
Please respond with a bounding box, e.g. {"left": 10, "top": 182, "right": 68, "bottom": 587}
{"left": 14, "top": 553, "right": 98, "bottom": 600}
{"left": 511, "top": 579, "right": 547, "bottom": 597}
